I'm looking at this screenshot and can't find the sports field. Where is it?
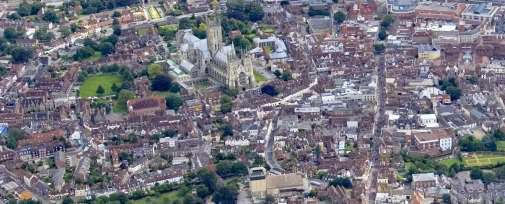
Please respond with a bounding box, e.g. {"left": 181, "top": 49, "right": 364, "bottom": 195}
{"left": 463, "top": 153, "right": 505, "bottom": 167}
{"left": 79, "top": 74, "right": 123, "bottom": 98}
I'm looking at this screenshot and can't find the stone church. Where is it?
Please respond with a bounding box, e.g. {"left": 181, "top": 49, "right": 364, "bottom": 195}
{"left": 176, "top": 11, "right": 256, "bottom": 90}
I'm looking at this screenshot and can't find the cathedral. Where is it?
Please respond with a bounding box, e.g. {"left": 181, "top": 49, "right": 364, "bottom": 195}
{"left": 176, "top": 12, "right": 256, "bottom": 90}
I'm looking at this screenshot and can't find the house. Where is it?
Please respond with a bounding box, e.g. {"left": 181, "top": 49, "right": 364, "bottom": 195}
{"left": 127, "top": 96, "right": 166, "bottom": 116}
{"left": 412, "top": 172, "right": 437, "bottom": 190}
{"left": 413, "top": 128, "right": 453, "bottom": 152}
{"left": 249, "top": 167, "right": 308, "bottom": 202}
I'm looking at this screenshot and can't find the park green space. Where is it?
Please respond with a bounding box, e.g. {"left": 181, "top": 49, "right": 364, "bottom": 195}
{"left": 87, "top": 51, "right": 103, "bottom": 62}
{"left": 439, "top": 153, "right": 505, "bottom": 168}
{"left": 463, "top": 153, "right": 505, "bottom": 167}
{"left": 79, "top": 74, "right": 123, "bottom": 98}
{"left": 254, "top": 70, "right": 267, "bottom": 83}
{"left": 127, "top": 191, "right": 178, "bottom": 204}
{"left": 496, "top": 141, "right": 505, "bottom": 151}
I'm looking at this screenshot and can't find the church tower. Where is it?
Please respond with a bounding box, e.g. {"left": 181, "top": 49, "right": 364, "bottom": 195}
{"left": 206, "top": 1, "right": 223, "bottom": 56}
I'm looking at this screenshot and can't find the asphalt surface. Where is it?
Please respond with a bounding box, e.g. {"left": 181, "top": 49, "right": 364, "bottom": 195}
{"left": 367, "top": 53, "right": 386, "bottom": 203}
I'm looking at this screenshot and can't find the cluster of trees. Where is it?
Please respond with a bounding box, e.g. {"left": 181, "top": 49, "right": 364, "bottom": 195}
{"left": 378, "top": 15, "right": 394, "bottom": 41}
{"left": 470, "top": 168, "right": 496, "bottom": 184}
{"left": 4, "top": 128, "right": 25, "bottom": 149}
{"left": 334, "top": 11, "right": 347, "bottom": 24}
{"left": 273, "top": 70, "right": 292, "bottom": 81}
{"left": 215, "top": 159, "right": 248, "bottom": 178}
{"left": 34, "top": 27, "right": 55, "bottom": 42}
{"left": 459, "top": 130, "right": 505, "bottom": 152}
{"left": 16, "top": 1, "right": 42, "bottom": 17}
{"left": 401, "top": 151, "right": 463, "bottom": 179}
{"left": 308, "top": 7, "right": 330, "bottom": 16}
{"left": 42, "top": 9, "right": 60, "bottom": 23}
{"left": 157, "top": 24, "right": 178, "bottom": 42}
{"left": 95, "top": 168, "right": 239, "bottom": 204}
{"left": 220, "top": 95, "right": 233, "bottom": 114}
{"left": 178, "top": 17, "right": 207, "bottom": 39}
{"left": 226, "top": 0, "right": 264, "bottom": 22}
{"left": 329, "top": 177, "right": 353, "bottom": 189}
{"left": 74, "top": 36, "right": 118, "bottom": 61}
{"left": 74, "top": 0, "right": 138, "bottom": 15}
{"left": 439, "top": 78, "right": 462, "bottom": 101}
{"left": 146, "top": 66, "right": 184, "bottom": 111}
{"left": 374, "top": 43, "right": 385, "bottom": 54}
{"left": 261, "top": 84, "right": 279, "bottom": 96}
{"left": 0, "top": 28, "right": 34, "bottom": 63}
{"left": 0, "top": 66, "right": 7, "bottom": 77}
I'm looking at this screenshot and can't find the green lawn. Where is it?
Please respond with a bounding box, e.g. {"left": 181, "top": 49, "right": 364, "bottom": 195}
{"left": 87, "top": 52, "right": 102, "bottom": 62}
{"left": 497, "top": 141, "right": 505, "bottom": 151}
{"left": 439, "top": 158, "right": 458, "bottom": 168}
{"left": 254, "top": 70, "right": 267, "bottom": 83}
{"left": 128, "top": 191, "right": 178, "bottom": 204}
{"left": 463, "top": 153, "right": 505, "bottom": 167}
{"left": 79, "top": 74, "right": 123, "bottom": 98}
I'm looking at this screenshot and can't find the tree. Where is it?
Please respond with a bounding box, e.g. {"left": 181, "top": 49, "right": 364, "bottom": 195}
{"left": 378, "top": 28, "right": 387, "bottom": 41}
{"left": 381, "top": 14, "right": 394, "bottom": 28}
{"left": 113, "top": 25, "right": 122, "bottom": 36}
{"left": 232, "top": 36, "right": 252, "bottom": 52}
{"left": 196, "top": 185, "right": 210, "bottom": 199}
{"left": 147, "top": 63, "right": 163, "bottom": 79}
{"left": 59, "top": 26, "right": 72, "bottom": 38}
{"left": 216, "top": 160, "right": 248, "bottom": 178}
{"left": 334, "top": 11, "right": 346, "bottom": 24}
{"left": 74, "top": 46, "right": 95, "bottom": 61}
{"left": 458, "top": 135, "right": 482, "bottom": 152}
{"left": 446, "top": 86, "right": 461, "bottom": 100}
{"left": 374, "top": 44, "right": 385, "bottom": 54}
{"left": 220, "top": 95, "right": 233, "bottom": 113}
{"left": 196, "top": 169, "right": 218, "bottom": 192}
{"left": 329, "top": 177, "right": 352, "bottom": 189}
{"left": 165, "top": 93, "right": 184, "bottom": 111}
{"left": 227, "top": 0, "right": 264, "bottom": 22}
{"left": 98, "top": 42, "right": 114, "bottom": 56}
{"left": 280, "top": 70, "right": 292, "bottom": 81}
{"left": 261, "top": 84, "right": 278, "bottom": 96}
{"left": 96, "top": 85, "right": 105, "bottom": 95}
{"left": 42, "top": 10, "right": 60, "bottom": 23}
{"left": 151, "top": 74, "right": 172, "bottom": 91}
{"left": 0, "top": 66, "right": 7, "bottom": 77}
{"left": 34, "top": 28, "right": 55, "bottom": 42}
{"left": 112, "top": 11, "right": 122, "bottom": 18}
{"left": 442, "top": 193, "right": 451, "bottom": 204}
{"left": 4, "top": 27, "right": 24, "bottom": 42}
{"left": 62, "top": 197, "right": 74, "bottom": 204}
{"left": 308, "top": 7, "right": 330, "bottom": 16}
{"left": 212, "top": 185, "right": 238, "bottom": 204}
{"left": 10, "top": 46, "right": 33, "bottom": 63}
{"left": 111, "top": 83, "right": 120, "bottom": 93}
{"left": 219, "top": 122, "right": 233, "bottom": 137}
{"left": 273, "top": 70, "right": 282, "bottom": 78}
{"left": 5, "top": 128, "right": 25, "bottom": 149}
{"left": 470, "top": 168, "right": 483, "bottom": 180}
{"left": 16, "top": 2, "right": 41, "bottom": 16}
{"left": 117, "top": 90, "right": 135, "bottom": 110}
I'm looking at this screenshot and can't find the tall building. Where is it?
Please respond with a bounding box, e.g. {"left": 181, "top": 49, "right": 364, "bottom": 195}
{"left": 176, "top": 10, "right": 256, "bottom": 90}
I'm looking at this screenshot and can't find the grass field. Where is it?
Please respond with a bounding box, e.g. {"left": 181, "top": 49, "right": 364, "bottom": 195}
{"left": 254, "top": 70, "right": 267, "bottom": 83}
{"left": 497, "top": 141, "right": 505, "bottom": 151}
{"left": 439, "top": 158, "right": 458, "bottom": 168}
{"left": 463, "top": 153, "right": 505, "bottom": 167}
{"left": 128, "top": 191, "right": 178, "bottom": 204}
{"left": 79, "top": 74, "right": 123, "bottom": 98}
{"left": 87, "top": 52, "right": 102, "bottom": 62}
